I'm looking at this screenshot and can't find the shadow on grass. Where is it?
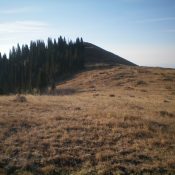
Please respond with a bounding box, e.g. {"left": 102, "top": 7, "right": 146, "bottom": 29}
{"left": 56, "top": 88, "right": 78, "bottom": 95}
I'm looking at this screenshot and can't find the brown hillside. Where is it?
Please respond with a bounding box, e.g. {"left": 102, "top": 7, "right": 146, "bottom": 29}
{"left": 0, "top": 65, "right": 175, "bottom": 175}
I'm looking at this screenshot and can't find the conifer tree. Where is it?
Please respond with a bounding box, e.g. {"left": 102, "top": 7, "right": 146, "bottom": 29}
{"left": 0, "top": 36, "right": 85, "bottom": 94}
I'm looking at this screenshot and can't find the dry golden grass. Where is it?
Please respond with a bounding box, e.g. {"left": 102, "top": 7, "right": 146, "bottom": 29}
{"left": 0, "top": 65, "right": 175, "bottom": 175}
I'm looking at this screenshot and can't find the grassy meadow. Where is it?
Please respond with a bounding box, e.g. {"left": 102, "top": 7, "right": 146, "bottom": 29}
{"left": 0, "top": 65, "right": 175, "bottom": 175}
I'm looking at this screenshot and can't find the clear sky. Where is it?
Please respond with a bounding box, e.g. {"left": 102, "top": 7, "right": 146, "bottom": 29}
{"left": 0, "top": 0, "right": 175, "bottom": 68}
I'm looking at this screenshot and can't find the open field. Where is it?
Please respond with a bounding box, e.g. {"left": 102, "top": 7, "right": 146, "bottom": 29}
{"left": 0, "top": 65, "right": 175, "bottom": 175}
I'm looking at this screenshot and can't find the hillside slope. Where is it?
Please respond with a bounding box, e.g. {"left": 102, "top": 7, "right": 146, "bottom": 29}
{"left": 84, "top": 42, "right": 136, "bottom": 66}
{"left": 0, "top": 66, "right": 175, "bottom": 175}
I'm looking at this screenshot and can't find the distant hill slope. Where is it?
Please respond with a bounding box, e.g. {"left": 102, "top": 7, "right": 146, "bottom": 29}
{"left": 84, "top": 42, "right": 137, "bottom": 66}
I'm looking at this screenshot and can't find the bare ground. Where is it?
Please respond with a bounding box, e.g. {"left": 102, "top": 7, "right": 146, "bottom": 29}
{"left": 0, "top": 65, "right": 175, "bottom": 175}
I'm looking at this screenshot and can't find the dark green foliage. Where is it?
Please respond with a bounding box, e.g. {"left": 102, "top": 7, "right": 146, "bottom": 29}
{"left": 0, "top": 37, "right": 85, "bottom": 94}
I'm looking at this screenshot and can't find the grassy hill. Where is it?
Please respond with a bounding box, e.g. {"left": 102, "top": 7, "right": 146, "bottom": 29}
{"left": 84, "top": 42, "right": 137, "bottom": 66}
{"left": 0, "top": 65, "right": 175, "bottom": 175}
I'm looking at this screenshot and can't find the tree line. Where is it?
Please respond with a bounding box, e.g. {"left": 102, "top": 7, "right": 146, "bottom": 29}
{"left": 0, "top": 36, "right": 85, "bottom": 94}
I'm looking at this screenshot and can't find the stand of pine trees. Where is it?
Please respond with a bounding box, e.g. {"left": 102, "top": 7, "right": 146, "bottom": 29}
{"left": 0, "top": 37, "right": 84, "bottom": 94}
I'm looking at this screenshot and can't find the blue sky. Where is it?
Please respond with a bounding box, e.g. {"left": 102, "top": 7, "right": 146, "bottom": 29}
{"left": 0, "top": 0, "right": 175, "bottom": 68}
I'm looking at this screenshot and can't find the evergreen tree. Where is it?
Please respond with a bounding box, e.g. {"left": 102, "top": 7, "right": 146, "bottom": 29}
{"left": 0, "top": 36, "right": 85, "bottom": 94}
